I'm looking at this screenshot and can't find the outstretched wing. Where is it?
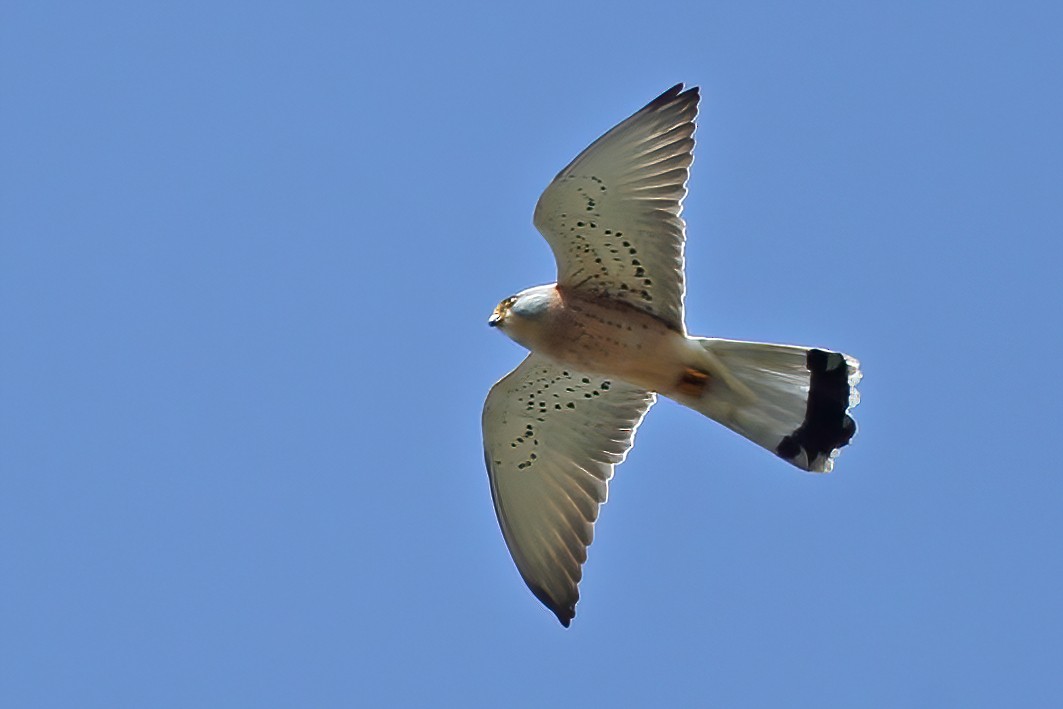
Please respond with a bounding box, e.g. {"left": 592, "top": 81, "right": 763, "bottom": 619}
{"left": 533, "top": 84, "right": 699, "bottom": 333}
{"left": 482, "top": 354, "right": 655, "bottom": 626}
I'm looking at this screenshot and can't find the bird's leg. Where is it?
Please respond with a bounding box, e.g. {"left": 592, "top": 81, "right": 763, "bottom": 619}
{"left": 676, "top": 367, "right": 711, "bottom": 397}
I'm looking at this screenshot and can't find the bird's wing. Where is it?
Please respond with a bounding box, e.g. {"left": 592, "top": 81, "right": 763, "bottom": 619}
{"left": 533, "top": 84, "right": 698, "bottom": 333}
{"left": 482, "top": 353, "right": 655, "bottom": 626}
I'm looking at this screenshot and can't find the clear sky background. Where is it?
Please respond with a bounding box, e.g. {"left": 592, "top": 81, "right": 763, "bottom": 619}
{"left": 3, "top": 2, "right": 1062, "bottom": 707}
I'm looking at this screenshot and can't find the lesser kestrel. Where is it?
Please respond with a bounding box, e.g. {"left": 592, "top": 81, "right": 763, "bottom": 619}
{"left": 483, "top": 84, "right": 861, "bottom": 626}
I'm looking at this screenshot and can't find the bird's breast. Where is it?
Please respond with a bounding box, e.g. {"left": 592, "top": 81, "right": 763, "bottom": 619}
{"left": 535, "top": 291, "right": 687, "bottom": 391}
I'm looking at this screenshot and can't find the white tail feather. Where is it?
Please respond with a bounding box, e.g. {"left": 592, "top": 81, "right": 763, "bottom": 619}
{"left": 674, "top": 338, "right": 861, "bottom": 473}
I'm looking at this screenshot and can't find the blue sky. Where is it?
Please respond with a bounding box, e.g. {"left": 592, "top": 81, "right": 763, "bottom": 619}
{"left": 3, "top": 1, "right": 1062, "bottom": 706}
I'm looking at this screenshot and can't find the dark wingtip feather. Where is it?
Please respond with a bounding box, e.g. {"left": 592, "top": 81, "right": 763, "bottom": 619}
{"left": 545, "top": 596, "right": 575, "bottom": 627}
{"left": 645, "top": 83, "right": 699, "bottom": 113}
{"left": 527, "top": 581, "right": 576, "bottom": 627}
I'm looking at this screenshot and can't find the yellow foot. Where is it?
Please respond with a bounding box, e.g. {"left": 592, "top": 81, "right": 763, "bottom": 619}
{"left": 676, "top": 367, "right": 711, "bottom": 398}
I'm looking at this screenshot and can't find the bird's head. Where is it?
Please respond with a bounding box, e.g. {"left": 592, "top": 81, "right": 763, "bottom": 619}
{"left": 488, "top": 295, "right": 517, "bottom": 329}
{"left": 488, "top": 286, "right": 558, "bottom": 347}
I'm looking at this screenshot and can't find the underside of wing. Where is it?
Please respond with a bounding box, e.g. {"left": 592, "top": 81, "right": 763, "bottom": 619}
{"left": 482, "top": 354, "right": 655, "bottom": 626}
{"left": 534, "top": 84, "right": 699, "bottom": 333}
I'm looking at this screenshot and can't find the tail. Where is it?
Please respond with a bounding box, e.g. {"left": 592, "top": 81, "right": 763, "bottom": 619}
{"left": 676, "top": 338, "right": 862, "bottom": 473}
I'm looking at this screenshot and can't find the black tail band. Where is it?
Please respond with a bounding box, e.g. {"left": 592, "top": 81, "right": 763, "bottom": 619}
{"left": 776, "top": 349, "right": 856, "bottom": 469}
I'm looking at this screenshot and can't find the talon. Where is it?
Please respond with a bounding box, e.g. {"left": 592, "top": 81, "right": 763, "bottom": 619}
{"left": 676, "top": 367, "right": 710, "bottom": 397}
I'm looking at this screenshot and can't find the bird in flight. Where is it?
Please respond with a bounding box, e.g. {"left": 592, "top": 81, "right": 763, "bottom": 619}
{"left": 482, "top": 84, "right": 861, "bottom": 626}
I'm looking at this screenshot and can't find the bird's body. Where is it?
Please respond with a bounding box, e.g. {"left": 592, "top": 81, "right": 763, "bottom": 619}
{"left": 482, "top": 84, "right": 862, "bottom": 626}
{"left": 496, "top": 284, "right": 694, "bottom": 395}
